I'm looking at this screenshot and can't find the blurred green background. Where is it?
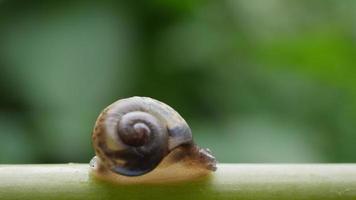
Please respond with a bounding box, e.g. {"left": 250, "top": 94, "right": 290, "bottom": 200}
{"left": 0, "top": 0, "right": 355, "bottom": 164}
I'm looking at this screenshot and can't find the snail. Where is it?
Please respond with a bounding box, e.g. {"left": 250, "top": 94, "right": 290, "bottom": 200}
{"left": 90, "top": 96, "right": 216, "bottom": 184}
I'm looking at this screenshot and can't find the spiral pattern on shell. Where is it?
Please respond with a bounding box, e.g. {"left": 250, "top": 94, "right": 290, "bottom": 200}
{"left": 92, "top": 97, "right": 193, "bottom": 176}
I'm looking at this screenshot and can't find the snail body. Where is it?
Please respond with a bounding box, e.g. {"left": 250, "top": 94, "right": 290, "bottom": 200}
{"left": 91, "top": 97, "right": 216, "bottom": 183}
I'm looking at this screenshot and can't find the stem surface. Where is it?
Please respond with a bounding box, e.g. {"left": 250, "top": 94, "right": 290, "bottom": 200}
{"left": 1, "top": 164, "right": 356, "bottom": 200}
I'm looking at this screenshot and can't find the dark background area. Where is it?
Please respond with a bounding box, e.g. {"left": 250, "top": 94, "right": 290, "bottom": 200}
{"left": 0, "top": 0, "right": 355, "bottom": 164}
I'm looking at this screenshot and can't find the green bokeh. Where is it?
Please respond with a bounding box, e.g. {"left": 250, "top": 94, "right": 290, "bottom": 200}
{"left": 0, "top": 0, "right": 355, "bottom": 164}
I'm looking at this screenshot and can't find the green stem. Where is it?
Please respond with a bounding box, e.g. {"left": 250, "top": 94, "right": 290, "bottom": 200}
{"left": 1, "top": 164, "right": 356, "bottom": 200}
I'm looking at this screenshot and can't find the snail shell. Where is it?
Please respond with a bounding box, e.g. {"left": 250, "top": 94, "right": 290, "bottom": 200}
{"left": 91, "top": 97, "right": 216, "bottom": 179}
